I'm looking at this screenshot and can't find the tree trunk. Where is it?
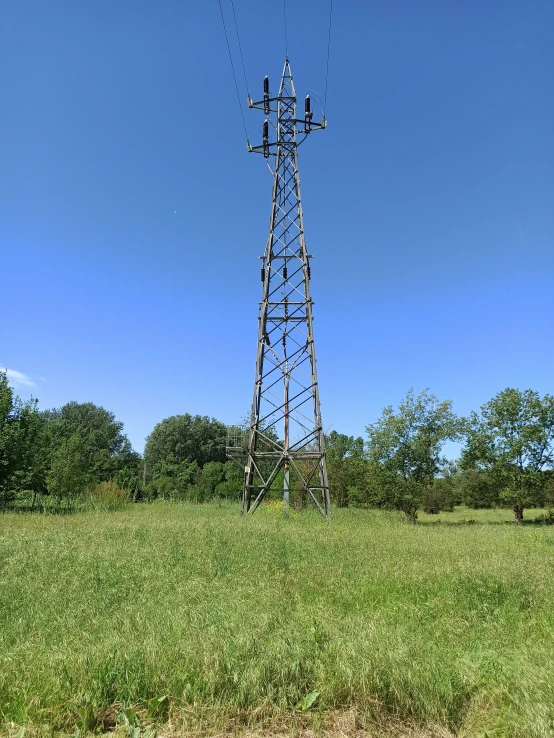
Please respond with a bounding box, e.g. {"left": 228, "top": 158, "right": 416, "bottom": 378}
{"left": 514, "top": 505, "right": 524, "bottom": 524}
{"left": 404, "top": 508, "right": 418, "bottom": 524}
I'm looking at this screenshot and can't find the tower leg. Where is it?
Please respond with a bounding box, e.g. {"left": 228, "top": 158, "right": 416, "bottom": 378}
{"left": 283, "top": 461, "right": 290, "bottom": 516}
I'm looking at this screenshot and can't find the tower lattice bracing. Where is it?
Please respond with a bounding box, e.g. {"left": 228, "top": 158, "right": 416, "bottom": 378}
{"left": 228, "top": 60, "right": 330, "bottom": 517}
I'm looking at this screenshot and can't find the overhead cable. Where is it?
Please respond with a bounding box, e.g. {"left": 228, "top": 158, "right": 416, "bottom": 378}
{"left": 283, "top": 0, "right": 289, "bottom": 59}
{"left": 230, "top": 0, "right": 249, "bottom": 96}
{"left": 323, "top": 0, "right": 333, "bottom": 114}
{"left": 217, "top": 0, "right": 249, "bottom": 140}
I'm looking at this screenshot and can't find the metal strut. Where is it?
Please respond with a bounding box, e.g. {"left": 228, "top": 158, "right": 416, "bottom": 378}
{"left": 227, "top": 59, "right": 330, "bottom": 518}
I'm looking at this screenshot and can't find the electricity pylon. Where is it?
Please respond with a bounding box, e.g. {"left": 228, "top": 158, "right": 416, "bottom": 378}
{"left": 227, "top": 59, "right": 330, "bottom": 518}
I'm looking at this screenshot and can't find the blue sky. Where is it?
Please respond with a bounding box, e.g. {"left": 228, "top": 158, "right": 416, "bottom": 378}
{"left": 2, "top": 0, "right": 553, "bottom": 455}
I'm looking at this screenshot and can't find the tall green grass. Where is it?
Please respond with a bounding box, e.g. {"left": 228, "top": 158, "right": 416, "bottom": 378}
{"left": 1, "top": 503, "right": 554, "bottom": 736}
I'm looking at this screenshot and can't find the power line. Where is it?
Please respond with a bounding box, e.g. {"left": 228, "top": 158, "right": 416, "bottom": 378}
{"left": 229, "top": 0, "right": 249, "bottom": 95}
{"left": 323, "top": 0, "right": 333, "bottom": 114}
{"left": 283, "top": 0, "right": 288, "bottom": 59}
{"left": 217, "top": 0, "right": 249, "bottom": 140}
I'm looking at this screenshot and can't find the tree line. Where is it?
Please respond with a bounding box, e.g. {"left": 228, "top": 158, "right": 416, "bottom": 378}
{"left": 329, "top": 387, "right": 554, "bottom": 523}
{"left": 1, "top": 371, "right": 553, "bottom": 522}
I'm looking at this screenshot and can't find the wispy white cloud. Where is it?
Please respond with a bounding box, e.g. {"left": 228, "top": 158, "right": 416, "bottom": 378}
{"left": 1, "top": 367, "right": 38, "bottom": 389}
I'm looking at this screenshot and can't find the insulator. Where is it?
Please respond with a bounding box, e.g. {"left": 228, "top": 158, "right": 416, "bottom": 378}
{"left": 283, "top": 266, "right": 288, "bottom": 280}
{"left": 282, "top": 334, "right": 286, "bottom": 348}
{"left": 261, "top": 267, "right": 265, "bottom": 282}
{"left": 305, "top": 95, "right": 313, "bottom": 128}
{"left": 263, "top": 119, "right": 269, "bottom": 159}
{"left": 263, "top": 76, "right": 270, "bottom": 114}
{"left": 307, "top": 263, "right": 311, "bottom": 279}
{"left": 264, "top": 331, "right": 271, "bottom": 346}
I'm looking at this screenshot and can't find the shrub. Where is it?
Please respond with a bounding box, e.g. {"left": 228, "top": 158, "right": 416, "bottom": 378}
{"left": 83, "top": 480, "right": 129, "bottom": 511}
{"left": 422, "top": 483, "right": 454, "bottom": 514}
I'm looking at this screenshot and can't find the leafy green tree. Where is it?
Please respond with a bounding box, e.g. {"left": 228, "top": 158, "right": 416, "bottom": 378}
{"left": 361, "top": 462, "right": 392, "bottom": 509}
{"left": 457, "top": 469, "right": 499, "bottom": 509}
{"left": 325, "top": 431, "right": 365, "bottom": 507}
{"left": 10, "top": 409, "right": 52, "bottom": 508}
{"left": 366, "top": 388, "right": 462, "bottom": 522}
{"left": 422, "top": 460, "right": 458, "bottom": 514}
{"left": 144, "top": 414, "right": 227, "bottom": 481}
{"left": 461, "top": 388, "right": 554, "bottom": 523}
{"left": 114, "top": 452, "right": 143, "bottom": 501}
{"left": 545, "top": 475, "right": 554, "bottom": 509}
{"left": 47, "top": 402, "right": 133, "bottom": 482}
{"left": 422, "top": 481, "right": 454, "bottom": 514}
{"left": 143, "top": 460, "right": 201, "bottom": 501}
{"left": 47, "top": 434, "right": 89, "bottom": 506}
{"left": 213, "top": 461, "right": 243, "bottom": 501}
{"left": 0, "top": 371, "right": 40, "bottom": 506}
{"left": 143, "top": 476, "right": 172, "bottom": 501}
{"left": 198, "top": 461, "right": 226, "bottom": 502}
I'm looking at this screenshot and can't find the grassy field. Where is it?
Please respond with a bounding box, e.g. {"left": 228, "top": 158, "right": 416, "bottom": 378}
{"left": 1, "top": 503, "right": 554, "bottom": 737}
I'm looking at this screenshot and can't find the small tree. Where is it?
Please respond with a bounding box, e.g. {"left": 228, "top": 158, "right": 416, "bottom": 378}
{"left": 47, "top": 434, "right": 89, "bottom": 507}
{"left": 198, "top": 461, "right": 226, "bottom": 502}
{"left": 422, "top": 482, "right": 454, "bottom": 514}
{"left": 144, "top": 414, "right": 227, "bottom": 480}
{"left": 457, "top": 469, "right": 499, "bottom": 509}
{"left": 114, "top": 455, "right": 143, "bottom": 501}
{"left": 366, "top": 389, "right": 461, "bottom": 522}
{"left": 0, "top": 371, "right": 40, "bottom": 507}
{"left": 461, "top": 388, "right": 554, "bottom": 523}
{"left": 47, "top": 401, "right": 133, "bottom": 483}
{"left": 325, "top": 431, "right": 365, "bottom": 507}
{"left": 215, "top": 461, "right": 243, "bottom": 501}
{"left": 422, "top": 460, "right": 458, "bottom": 514}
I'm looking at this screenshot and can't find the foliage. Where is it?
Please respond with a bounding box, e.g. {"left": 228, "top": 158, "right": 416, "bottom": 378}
{"left": 1, "top": 504, "right": 554, "bottom": 737}
{"left": 215, "top": 461, "right": 243, "bottom": 501}
{"left": 0, "top": 371, "right": 40, "bottom": 506}
{"left": 143, "top": 460, "right": 242, "bottom": 504}
{"left": 114, "top": 455, "right": 144, "bottom": 501}
{"left": 366, "top": 388, "right": 462, "bottom": 521}
{"left": 545, "top": 476, "right": 554, "bottom": 508}
{"left": 461, "top": 388, "right": 554, "bottom": 522}
{"left": 194, "top": 460, "right": 226, "bottom": 502}
{"left": 422, "top": 461, "right": 458, "bottom": 513}
{"left": 83, "top": 480, "right": 129, "bottom": 511}
{"left": 3, "top": 382, "right": 554, "bottom": 518}
{"left": 325, "top": 430, "right": 365, "bottom": 507}
{"left": 46, "top": 434, "right": 89, "bottom": 506}
{"left": 422, "top": 481, "right": 454, "bottom": 514}
{"left": 11, "top": 408, "right": 52, "bottom": 504}
{"left": 457, "top": 469, "right": 499, "bottom": 509}
{"left": 47, "top": 401, "right": 133, "bottom": 482}
{"left": 144, "top": 413, "right": 227, "bottom": 481}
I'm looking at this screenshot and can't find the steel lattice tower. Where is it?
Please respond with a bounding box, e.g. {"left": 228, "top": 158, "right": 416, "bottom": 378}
{"left": 227, "top": 59, "right": 330, "bottom": 518}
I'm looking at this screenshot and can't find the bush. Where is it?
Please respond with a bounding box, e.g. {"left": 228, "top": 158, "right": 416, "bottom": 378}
{"left": 83, "top": 480, "right": 129, "bottom": 511}
{"left": 422, "top": 483, "right": 454, "bottom": 514}
{"left": 544, "top": 478, "right": 554, "bottom": 509}
{"left": 459, "top": 469, "right": 498, "bottom": 509}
